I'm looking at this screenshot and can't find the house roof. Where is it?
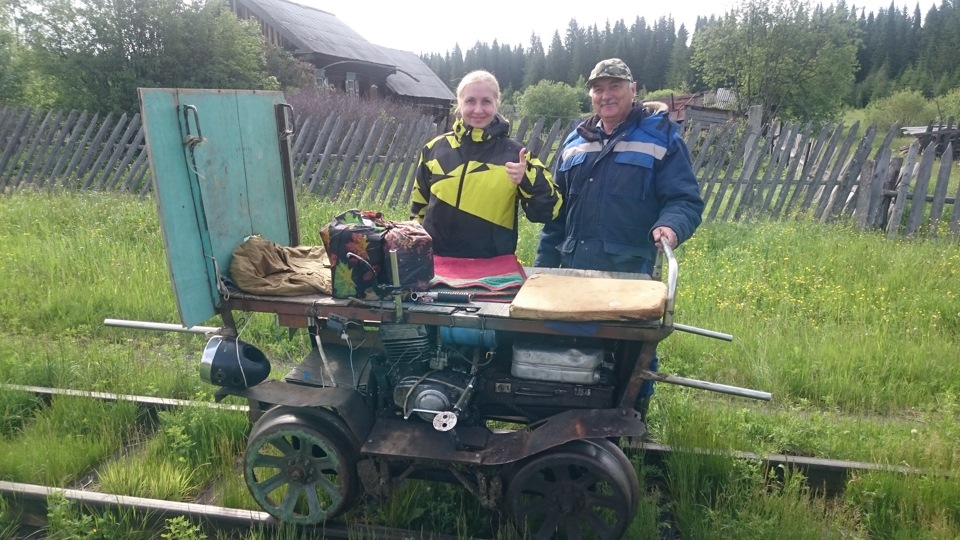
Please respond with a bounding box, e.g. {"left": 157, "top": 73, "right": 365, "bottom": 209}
{"left": 380, "top": 47, "right": 455, "bottom": 102}
{"left": 238, "top": 0, "right": 395, "bottom": 69}
{"left": 235, "top": 0, "right": 454, "bottom": 103}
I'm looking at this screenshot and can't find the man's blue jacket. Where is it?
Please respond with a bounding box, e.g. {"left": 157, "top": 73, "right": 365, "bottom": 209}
{"left": 535, "top": 104, "right": 704, "bottom": 273}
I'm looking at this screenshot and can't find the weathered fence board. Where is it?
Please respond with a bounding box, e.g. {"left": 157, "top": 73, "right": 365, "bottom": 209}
{"left": 928, "top": 143, "right": 953, "bottom": 236}
{"left": 2, "top": 106, "right": 958, "bottom": 239}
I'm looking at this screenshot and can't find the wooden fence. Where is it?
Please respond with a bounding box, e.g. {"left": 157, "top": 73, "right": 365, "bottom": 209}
{"left": 1, "top": 104, "right": 957, "bottom": 238}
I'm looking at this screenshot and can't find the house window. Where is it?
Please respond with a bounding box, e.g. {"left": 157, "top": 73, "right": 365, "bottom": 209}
{"left": 314, "top": 68, "right": 327, "bottom": 88}
{"left": 345, "top": 72, "right": 358, "bottom": 98}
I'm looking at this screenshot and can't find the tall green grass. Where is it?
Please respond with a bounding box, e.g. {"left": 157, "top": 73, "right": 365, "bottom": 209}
{"left": 1, "top": 191, "right": 959, "bottom": 538}
{"left": 0, "top": 396, "right": 140, "bottom": 485}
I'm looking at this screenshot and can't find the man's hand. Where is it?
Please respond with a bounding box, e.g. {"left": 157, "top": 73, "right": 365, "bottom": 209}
{"left": 505, "top": 148, "right": 527, "bottom": 185}
{"left": 652, "top": 226, "right": 678, "bottom": 249}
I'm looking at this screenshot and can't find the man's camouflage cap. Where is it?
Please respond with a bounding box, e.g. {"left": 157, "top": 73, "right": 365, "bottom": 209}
{"left": 586, "top": 58, "right": 634, "bottom": 86}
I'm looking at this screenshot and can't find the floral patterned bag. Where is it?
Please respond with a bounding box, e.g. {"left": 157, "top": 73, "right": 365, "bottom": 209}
{"left": 319, "top": 209, "right": 388, "bottom": 299}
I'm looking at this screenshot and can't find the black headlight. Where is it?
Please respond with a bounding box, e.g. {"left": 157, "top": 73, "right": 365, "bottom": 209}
{"left": 199, "top": 336, "right": 271, "bottom": 389}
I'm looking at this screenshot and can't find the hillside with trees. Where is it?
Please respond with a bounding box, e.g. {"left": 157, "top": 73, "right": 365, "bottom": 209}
{"left": 422, "top": 0, "right": 960, "bottom": 123}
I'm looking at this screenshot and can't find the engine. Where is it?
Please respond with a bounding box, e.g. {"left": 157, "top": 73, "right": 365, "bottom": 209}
{"left": 372, "top": 323, "right": 618, "bottom": 429}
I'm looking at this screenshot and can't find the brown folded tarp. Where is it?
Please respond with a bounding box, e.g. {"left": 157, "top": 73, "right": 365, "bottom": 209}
{"left": 230, "top": 235, "right": 332, "bottom": 296}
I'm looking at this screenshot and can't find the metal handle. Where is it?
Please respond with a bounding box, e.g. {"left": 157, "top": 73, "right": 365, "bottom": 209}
{"left": 656, "top": 241, "right": 678, "bottom": 327}
{"left": 276, "top": 103, "right": 296, "bottom": 139}
{"left": 182, "top": 104, "right": 204, "bottom": 147}
{"left": 654, "top": 241, "right": 733, "bottom": 341}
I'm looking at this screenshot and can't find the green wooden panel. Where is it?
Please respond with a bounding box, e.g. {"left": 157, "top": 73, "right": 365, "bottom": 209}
{"left": 139, "top": 88, "right": 294, "bottom": 328}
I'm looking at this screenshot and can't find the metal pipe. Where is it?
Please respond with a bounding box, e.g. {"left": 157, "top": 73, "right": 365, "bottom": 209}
{"left": 389, "top": 250, "right": 402, "bottom": 320}
{"left": 104, "top": 318, "right": 220, "bottom": 335}
{"left": 641, "top": 370, "right": 772, "bottom": 401}
{"left": 410, "top": 291, "right": 474, "bottom": 303}
{"left": 674, "top": 323, "right": 734, "bottom": 342}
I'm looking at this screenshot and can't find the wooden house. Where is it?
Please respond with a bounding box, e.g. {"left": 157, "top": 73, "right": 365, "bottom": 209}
{"left": 231, "top": 0, "right": 454, "bottom": 122}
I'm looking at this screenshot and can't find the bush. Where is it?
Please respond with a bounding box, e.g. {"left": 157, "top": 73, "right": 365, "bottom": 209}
{"left": 863, "top": 90, "right": 939, "bottom": 132}
{"left": 932, "top": 88, "right": 960, "bottom": 125}
{"left": 516, "top": 80, "right": 584, "bottom": 125}
{"left": 644, "top": 88, "right": 686, "bottom": 101}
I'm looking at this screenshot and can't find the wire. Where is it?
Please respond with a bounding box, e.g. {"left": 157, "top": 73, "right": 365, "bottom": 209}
{"left": 233, "top": 315, "right": 252, "bottom": 388}
{"left": 345, "top": 335, "right": 357, "bottom": 389}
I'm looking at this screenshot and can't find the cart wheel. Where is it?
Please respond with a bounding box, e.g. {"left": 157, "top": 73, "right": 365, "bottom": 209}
{"left": 244, "top": 406, "right": 359, "bottom": 525}
{"left": 504, "top": 439, "right": 640, "bottom": 540}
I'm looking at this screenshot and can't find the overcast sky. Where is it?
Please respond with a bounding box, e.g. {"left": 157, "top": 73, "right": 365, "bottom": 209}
{"left": 301, "top": 0, "right": 938, "bottom": 56}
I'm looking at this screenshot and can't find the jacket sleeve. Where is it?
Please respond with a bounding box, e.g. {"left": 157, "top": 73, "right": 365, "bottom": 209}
{"left": 517, "top": 149, "right": 562, "bottom": 224}
{"left": 409, "top": 147, "right": 431, "bottom": 223}
{"left": 651, "top": 136, "right": 704, "bottom": 245}
{"left": 534, "top": 161, "right": 568, "bottom": 268}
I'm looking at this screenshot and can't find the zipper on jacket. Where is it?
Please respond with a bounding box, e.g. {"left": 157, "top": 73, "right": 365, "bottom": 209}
{"left": 454, "top": 146, "right": 469, "bottom": 208}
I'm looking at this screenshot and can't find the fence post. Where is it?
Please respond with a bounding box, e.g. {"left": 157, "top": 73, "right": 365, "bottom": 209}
{"left": 886, "top": 141, "right": 920, "bottom": 237}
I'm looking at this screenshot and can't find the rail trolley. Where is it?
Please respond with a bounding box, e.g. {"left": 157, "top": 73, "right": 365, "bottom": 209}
{"left": 135, "top": 88, "right": 770, "bottom": 539}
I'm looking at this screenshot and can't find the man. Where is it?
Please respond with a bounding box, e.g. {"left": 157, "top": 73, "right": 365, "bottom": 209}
{"left": 535, "top": 58, "right": 704, "bottom": 421}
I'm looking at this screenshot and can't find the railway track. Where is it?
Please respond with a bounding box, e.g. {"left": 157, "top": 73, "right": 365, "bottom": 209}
{"left": 1, "top": 480, "right": 466, "bottom": 540}
{"left": 0, "top": 384, "right": 949, "bottom": 538}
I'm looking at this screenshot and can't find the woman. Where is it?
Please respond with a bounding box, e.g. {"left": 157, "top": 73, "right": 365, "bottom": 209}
{"left": 410, "top": 70, "right": 561, "bottom": 258}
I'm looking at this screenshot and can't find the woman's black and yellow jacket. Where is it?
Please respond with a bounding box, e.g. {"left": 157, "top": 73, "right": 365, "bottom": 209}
{"left": 410, "top": 115, "right": 562, "bottom": 258}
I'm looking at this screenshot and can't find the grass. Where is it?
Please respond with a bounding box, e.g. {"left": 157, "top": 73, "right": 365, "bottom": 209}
{"left": 0, "top": 395, "right": 140, "bottom": 485}
{"left": 0, "top": 190, "right": 959, "bottom": 538}
{"left": 96, "top": 405, "right": 248, "bottom": 502}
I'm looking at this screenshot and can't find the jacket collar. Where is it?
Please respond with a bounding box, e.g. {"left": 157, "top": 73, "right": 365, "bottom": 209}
{"left": 576, "top": 104, "right": 647, "bottom": 142}
{"left": 453, "top": 114, "right": 510, "bottom": 143}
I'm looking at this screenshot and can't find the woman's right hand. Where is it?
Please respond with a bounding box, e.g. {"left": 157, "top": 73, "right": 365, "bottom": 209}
{"left": 505, "top": 148, "right": 527, "bottom": 185}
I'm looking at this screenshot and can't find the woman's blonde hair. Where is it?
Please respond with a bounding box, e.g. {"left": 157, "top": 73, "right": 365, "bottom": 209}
{"left": 455, "top": 70, "right": 501, "bottom": 112}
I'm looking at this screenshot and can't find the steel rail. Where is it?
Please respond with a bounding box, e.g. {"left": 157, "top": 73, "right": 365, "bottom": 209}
{"left": 1, "top": 383, "right": 247, "bottom": 412}
{"left": 3, "top": 384, "right": 951, "bottom": 501}
{"left": 627, "top": 441, "right": 953, "bottom": 496}
{"left": 0, "top": 480, "right": 470, "bottom": 540}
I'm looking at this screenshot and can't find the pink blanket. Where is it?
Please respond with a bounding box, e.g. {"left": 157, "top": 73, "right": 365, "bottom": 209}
{"left": 430, "top": 254, "right": 527, "bottom": 292}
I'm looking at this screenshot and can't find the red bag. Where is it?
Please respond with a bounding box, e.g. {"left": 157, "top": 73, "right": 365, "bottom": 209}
{"left": 382, "top": 221, "right": 434, "bottom": 292}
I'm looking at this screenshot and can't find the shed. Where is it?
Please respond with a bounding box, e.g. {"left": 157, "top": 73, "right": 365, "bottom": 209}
{"left": 649, "top": 92, "right": 737, "bottom": 126}
{"left": 901, "top": 122, "right": 960, "bottom": 159}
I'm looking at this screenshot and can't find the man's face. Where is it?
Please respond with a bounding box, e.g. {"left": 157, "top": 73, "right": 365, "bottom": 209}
{"left": 589, "top": 78, "right": 636, "bottom": 127}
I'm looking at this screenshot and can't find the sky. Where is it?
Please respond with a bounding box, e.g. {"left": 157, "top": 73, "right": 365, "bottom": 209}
{"left": 302, "top": 0, "right": 940, "bottom": 56}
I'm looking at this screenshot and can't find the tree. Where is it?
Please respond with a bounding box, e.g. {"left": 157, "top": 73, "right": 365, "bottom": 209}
{"left": 516, "top": 80, "right": 583, "bottom": 125}
{"left": 916, "top": 0, "right": 960, "bottom": 95}
{"left": 448, "top": 44, "right": 464, "bottom": 86}
{"left": 663, "top": 24, "right": 692, "bottom": 91}
{"left": 18, "top": 0, "right": 277, "bottom": 113}
{"left": 0, "top": 0, "right": 24, "bottom": 102}
{"left": 544, "top": 31, "right": 567, "bottom": 84}
{"left": 523, "top": 33, "right": 546, "bottom": 87}
{"left": 691, "top": 0, "right": 860, "bottom": 123}
{"left": 564, "top": 19, "right": 587, "bottom": 84}
{"left": 264, "top": 43, "right": 316, "bottom": 92}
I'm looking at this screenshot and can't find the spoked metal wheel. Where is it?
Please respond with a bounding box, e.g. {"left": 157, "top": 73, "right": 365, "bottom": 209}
{"left": 504, "top": 439, "right": 640, "bottom": 540}
{"left": 244, "top": 406, "right": 359, "bottom": 525}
